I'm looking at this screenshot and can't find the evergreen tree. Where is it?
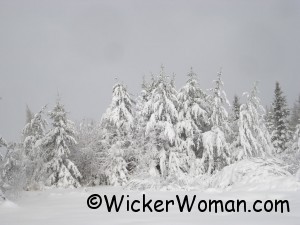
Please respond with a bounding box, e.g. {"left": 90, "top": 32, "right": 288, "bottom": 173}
{"left": 201, "top": 71, "right": 231, "bottom": 174}
{"left": 0, "top": 136, "right": 7, "bottom": 198}
{"left": 40, "top": 99, "right": 81, "bottom": 188}
{"left": 22, "top": 106, "right": 47, "bottom": 189}
{"left": 238, "top": 82, "right": 273, "bottom": 159}
{"left": 270, "top": 82, "right": 291, "bottom": 153}
{"left": 292, "top": 124, "right": 300, "bottom": 153}
{"left": 231, "top": 95, "right": 241, "bottom": 121}
{"left": 25, "top": 105, "right": 34, "bottom": 124}
{"left": 290, "top": 95, "right": 300, "bottom": 131}
{"left": 142, "top": 66, "right": 180, "bottom": 179}
{"left": 0, "top": 136, "right": 7, "bottom": 148}
{"left": 265, "top": 105, "right": 274, "bottom": 133}
{"left": 101, "top": 82, "right": 135, "bottom": 186}
{"left": 228, "top": 95, "right": 241, "bottom": 157}
{"left": 134, "top": 76, "right": 157, "bottom": 172}
{"left": 177, "top": 68, "right": 209, "bottom": 174}
{"left": 23, "top": 105, "right": 47, "bottom": 156}
{"left": 0, "top": 140, "right": 25, "bottom": 199}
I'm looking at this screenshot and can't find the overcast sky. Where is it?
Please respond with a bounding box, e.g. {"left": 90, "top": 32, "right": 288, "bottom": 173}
{"left": 0, "top": 0, "right": 300, "bottom": 142}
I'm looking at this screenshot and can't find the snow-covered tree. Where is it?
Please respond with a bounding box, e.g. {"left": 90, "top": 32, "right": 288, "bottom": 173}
{"left": 265, "top": 105, "right": 274, "bottom": 133}
{"left": 269, "top": 82, "right": 291, "bottom": 153}
{"left": 292, "top": 124, "right": 300, "bottom": 153}
{"left": 22, "top": 106, "right": 47, "bottom": 189}
{"left": 238, "top": 82, "right": 273, "bottom": 159}
{"left": 0, "top": 141, "right": 25, "bottom": 199}
{"left": 201, "top": 71, "right": 231, "bottom": 174}
{"left": 102, "top": 82, "right": 135, "bottom": 138}
{"left": 231, "top": 95, "right": 241, "bottom": 121}
{"left": 290, "top": 95, "right": 300, "bottom": 132}
{"left": 0, "top": 136, "right": 7, "bottom": 148}
{"left": 25, "top": 105, "right": 34, "bottom": 124}
{"left": 177, "top": 68, "right": 210, "bottom": 174}
{"left": 0, "top": 136, "right": 7, "bottom": 197}
{"left": 229, "top": 95, "right": 241, "bottom": 156}
{"left": 142, "top": 66, "right": 181, "bottom": 179}
{"left": 101, "top": 82, "right": 135, "bottom": 186}
{"left": 23, "top": 105, "right": 47, "bottom": 156}
{"left": 39, "top": 99, "right": 81, "bottom": 188}
{"left": 134, "top": 76, "right": 156, "bottom": 167}
{"left": 72, "top": 119, "right": 106, "bottom": 186}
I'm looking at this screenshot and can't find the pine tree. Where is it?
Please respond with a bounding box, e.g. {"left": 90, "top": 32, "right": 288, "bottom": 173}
{"left": 270, "top": 82, "right": 291, "bottom": 153}
{"left": 201, "top": 71, "right": 231, "bottom": 174}
{"left": 101, "top": 82, "right": 135, "bottom": 186}
{"left": 177, "top": 68, "right": 210, "bottom": 174}
{"left": 238, "top": 82, "right": 273, "bottom": 159}
{"left": 40, "top": 99, "right": 81, "bottom": 188}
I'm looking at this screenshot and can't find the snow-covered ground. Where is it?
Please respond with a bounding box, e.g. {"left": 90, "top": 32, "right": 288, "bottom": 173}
{"left": 1, "top": 186, "right": 300, "bottom": 225}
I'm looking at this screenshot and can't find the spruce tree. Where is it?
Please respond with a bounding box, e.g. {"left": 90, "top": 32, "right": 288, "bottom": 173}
{"left": 201, "top": 71, "right": 231, "bottom": 174}
{"left": 231, "top": 95, "right": 241, "bottom": 121}
{"left": 142, "top": 66, "right": 180, "bottom": 179}
{"left": 292, "top": 124, "right": 300, "bottom": 153}
{"left": 238, "top": 82, "right": 273, "bottom": 159}
{"left": 265, "top": 105, "right": 274, "bottom": 133}
{"left": 290, "top": 95, "right": 300, "bottom": 132}
{"left": 0, "top": 140, "right": 25, "bottom": 198}
{"left": 23, "top": 106, "right": 47, "bottom": 156}
{"left": 22, "top": 106, "right": 47, "bottom": 189}
{"left": 40, "top": 99, "right": 81, "bottom": 188}
{"left": 101, "top": 82, "right": 135, "bottom": 186}
{"left": 0, "top": 136, "right": 7, "bottom": 198}
{"left": 228, "top": 95, "right": 241, "bottom": 157}
{"left": 25, "top": 105, "right": 34, "bottom": 124}
{"left": 177, "top": 68, "right": 209, "bottom": 174}
{"left": 0, "top": 136, "right": 7, "bottom": 148}
{"left": 270, "top": 82, "right": 291, "bottom": 153}
{"left": 134, "top": 76, "right": 157, "bottom": 174}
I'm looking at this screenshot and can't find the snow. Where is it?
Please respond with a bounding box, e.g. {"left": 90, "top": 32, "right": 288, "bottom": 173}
{"left": 0, "top": 186, "right": 300, "bottom": 225}
{"left": 208, "top": 158, "right": 300, "bottom": 191}
{"left": 1, "top": 69, "right": 300, "bottom": 224}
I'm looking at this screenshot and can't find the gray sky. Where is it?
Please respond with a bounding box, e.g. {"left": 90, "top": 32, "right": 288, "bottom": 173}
{"left": 0, "top": 0, "right": 300, "bottom": 142}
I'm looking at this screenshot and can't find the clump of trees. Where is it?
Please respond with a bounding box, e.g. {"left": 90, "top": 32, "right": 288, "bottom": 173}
{"left": 1, "top": 67, "right": 300, "bottom": 197}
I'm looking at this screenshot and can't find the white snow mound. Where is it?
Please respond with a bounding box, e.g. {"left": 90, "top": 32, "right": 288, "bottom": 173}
{"left": 210, "top": 158, "right": 300, "bottom": 191}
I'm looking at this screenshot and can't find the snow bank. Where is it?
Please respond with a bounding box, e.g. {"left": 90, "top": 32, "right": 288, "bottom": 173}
{"left": 208, "top": 158, "right": 300, "bottom": 191}
{"left": 127, "top": 158, "right": 300, "bottom": 191}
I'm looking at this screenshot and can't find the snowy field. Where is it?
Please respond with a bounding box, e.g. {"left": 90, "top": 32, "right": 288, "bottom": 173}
{"left": 1, "top": 186, "right": 300, "bottom": 225}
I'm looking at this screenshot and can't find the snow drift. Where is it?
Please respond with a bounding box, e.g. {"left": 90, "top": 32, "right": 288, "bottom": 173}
{"left": 127, "top": 158, "right": 300, "bottom": 191}
{"left": 206, "top": 158, "right": 300, "bottom": 191}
